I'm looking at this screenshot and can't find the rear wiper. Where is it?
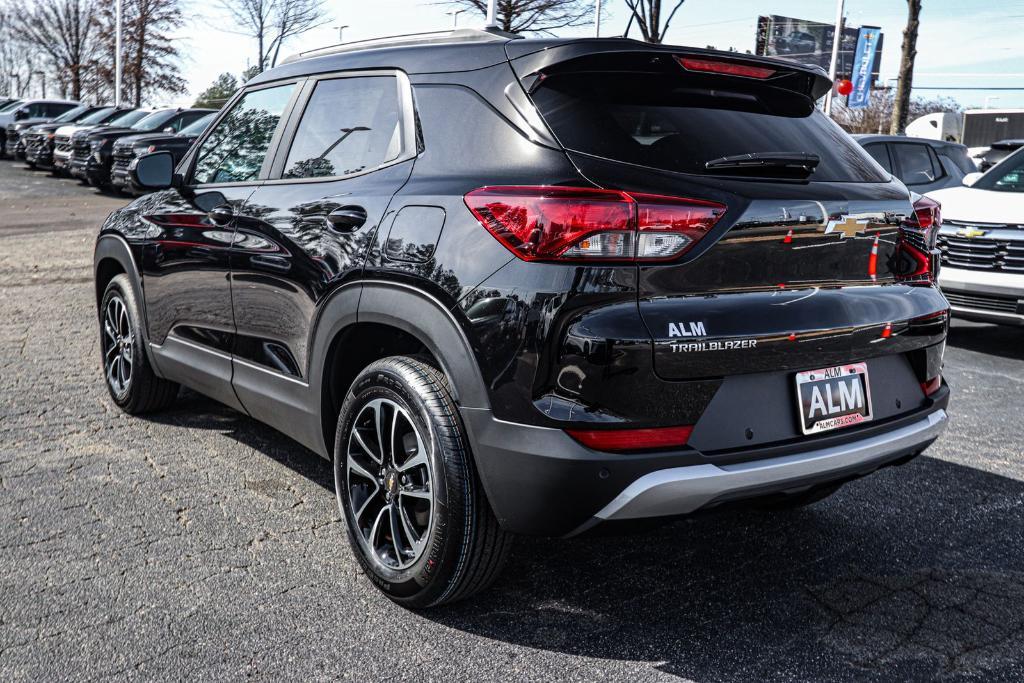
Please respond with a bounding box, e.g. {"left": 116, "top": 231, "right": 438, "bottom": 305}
{"left": 705, "top": 152, "right": 820, "bottom": 177}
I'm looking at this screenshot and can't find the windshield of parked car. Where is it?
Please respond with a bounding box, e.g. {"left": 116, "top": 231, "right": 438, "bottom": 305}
{"left": 52, "top": 105, "right": 89, "bottom": 123}
{"left": 77, "top": 107, "right": 117, "bottom": 125}
{"left": 179, "top": 113, "right": 216, "bottom": 136}
{"left": 974, "top": 148, "right": 1024, "bottom": 192}
{"left": 130, "top": 110, "right": 176, "bottom": 132}
{"left": 107, "top": 109, "right": 149, "bottom": 126}
{"left": 0, "top": 100, "right": 23, "bottom": 113}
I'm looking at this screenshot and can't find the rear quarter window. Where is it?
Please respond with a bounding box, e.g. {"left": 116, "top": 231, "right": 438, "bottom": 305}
{"left": 530, "top": 70, "right": 888, "bottom": 183}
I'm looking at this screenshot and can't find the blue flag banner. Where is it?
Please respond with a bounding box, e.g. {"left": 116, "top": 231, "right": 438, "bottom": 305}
{"left": 848, "top": 26, "right": 881, "bottom": 109}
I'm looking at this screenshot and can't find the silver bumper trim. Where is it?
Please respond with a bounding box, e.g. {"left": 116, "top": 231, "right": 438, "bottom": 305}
{"left": 590, "top": 409, "right": 948, "bottom": 524}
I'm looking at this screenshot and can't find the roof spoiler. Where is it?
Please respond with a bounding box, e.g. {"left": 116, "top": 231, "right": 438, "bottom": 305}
{"left": 508, "top": 40, "right": 832, "bottom": 101}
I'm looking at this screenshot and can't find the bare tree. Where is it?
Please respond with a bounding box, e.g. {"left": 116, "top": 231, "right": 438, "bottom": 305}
{"left": 218, "top": 0, "right": 329, "bottom": 73}
{"left": 890, "top": 0, "right": 922, "bottom": 135}
{"left": 833, "top": 88, "right": 960, "bottom": 135}
{"left": 447, "top": 0, "right": 593, "bottom": 34}
{"left": 7, "top": 0, "right": 99, "bottom": 100}
{"left": 624, "top": 0, "right": 686, "bottom": 43}
{"left": 93, "top": 0, "right": 187, "bottom": 105}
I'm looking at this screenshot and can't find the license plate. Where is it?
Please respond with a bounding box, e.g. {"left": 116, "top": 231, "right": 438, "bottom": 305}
{"left": 795, "top": 363, "right": 873, "bottom": 435}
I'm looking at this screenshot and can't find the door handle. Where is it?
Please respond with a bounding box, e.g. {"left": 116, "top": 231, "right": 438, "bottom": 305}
{"left": 208, "top": 205, "right": 234, "bottom": 226}
{"left": 326, "top": 205, "right": 367, "bottom": 233}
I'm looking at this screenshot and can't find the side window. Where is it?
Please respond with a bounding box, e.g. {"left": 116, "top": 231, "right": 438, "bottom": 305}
{"left": 192, "top": 84, "right": 295, "bottom": 185}
{"left": 893, "top": 143, "right": 936, "bottom": 185}
{"left": 282, "top": 76, "right": 403, "bottom": 179}
{"left": 175, "top": 112, "right": 207, "bottom": 131}
{"left": 926, "top": 146, "right": 946, "bottom": 180}
{"left": 28, "top": 103, "right": 48, "bottom": 117}
{"left": 863, "top": 143, "right": 891, "bottom": 172}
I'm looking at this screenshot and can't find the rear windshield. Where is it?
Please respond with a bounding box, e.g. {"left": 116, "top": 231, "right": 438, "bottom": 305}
{"left": 531, "top": 71, "right": 888, "bottom": 183}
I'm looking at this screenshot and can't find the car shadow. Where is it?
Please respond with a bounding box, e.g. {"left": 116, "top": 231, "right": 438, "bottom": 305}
{"left": 946, "top": 320, "right": 1024, "bottom": 361}
{"left": 144, "top": 391, "right": 1024, "bottom": 680}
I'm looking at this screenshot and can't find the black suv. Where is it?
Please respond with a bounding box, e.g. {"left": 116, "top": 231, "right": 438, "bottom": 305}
{"left": 20, "top": 105, "right": 110, "bottom": 168}
{"left": 72, "top": 107, "right": 213, "bottom": 187}
{"left": 93, "top": 30, "right": 951, "bottom": 607}
{"left": 110, "top": 112, "right": 216, "bottom": 194}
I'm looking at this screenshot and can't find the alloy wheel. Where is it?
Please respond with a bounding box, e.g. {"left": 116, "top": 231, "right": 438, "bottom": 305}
{"left": 102, "top": 295, "right": 134, "bottom": 397}
{"left": 345, "top": 398, "right": 434, "bottom": 571}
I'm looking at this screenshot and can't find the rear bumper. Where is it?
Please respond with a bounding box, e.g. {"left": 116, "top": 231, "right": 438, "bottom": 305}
{"left": 939, "top": 266, "right": 1024, "bottom": 325}
{"left": 582, "top": 408, "right": 946, "bottom": 532}
{"left": 462, "top": 389, "right": 949, "bottom": 537}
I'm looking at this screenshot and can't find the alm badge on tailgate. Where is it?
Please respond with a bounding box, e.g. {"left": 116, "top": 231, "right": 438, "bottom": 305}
{"left": 795, "top": 362, "right": 873, "bottom": 435}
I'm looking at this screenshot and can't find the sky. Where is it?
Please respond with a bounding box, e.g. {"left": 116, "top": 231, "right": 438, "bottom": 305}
{"left": 172, "top": 0, "right": 1024, "bottom": 110}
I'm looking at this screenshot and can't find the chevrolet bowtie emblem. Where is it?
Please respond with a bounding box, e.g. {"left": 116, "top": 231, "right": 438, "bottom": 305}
{"left": 824, "top": 216, "right": 868, "bottom": 239}
{"left": 957, "top": 226, "right": 988, "bottom": 239}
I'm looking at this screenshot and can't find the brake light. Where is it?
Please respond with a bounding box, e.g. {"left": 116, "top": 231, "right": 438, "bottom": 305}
{"left": 566, "top": 425, "right": 694, "bottom": 452}
{"left": 677, "top": 57, "right": 776, "bottom": 79}
{"left": 465, "top": 186, "right": 725, "bottom": 262}
{"left": 895, "top": 195, "right": 941, "bottom": 285}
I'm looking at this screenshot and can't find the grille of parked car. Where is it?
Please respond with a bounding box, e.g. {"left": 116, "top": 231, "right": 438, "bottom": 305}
{"left": 943, "top": 290, "right": 1023, "bottom": 314}
{"left": 71, "top": 136, "right": 92, "bottom": 162}
{"left": 54, "top": 134, "right": 72, "bottom": 155}
{"left": 938, "top": 221, "right": 1024, "bottom": 272}
{"left": 111, "top": 144, "right": 135, "bottom": 176}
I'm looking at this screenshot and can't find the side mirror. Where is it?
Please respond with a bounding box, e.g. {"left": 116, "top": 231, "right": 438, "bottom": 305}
{"left": 130, "top": 151, "right": 175, "bottom": 190}
{"left": 13, "top": 109, "right": 27, "bottom": 120}
{"left": 163, "top": 126, "right": 175, "bottom": 133}
{"left": 963, "top": 172, "right": 982, "bottom": 187}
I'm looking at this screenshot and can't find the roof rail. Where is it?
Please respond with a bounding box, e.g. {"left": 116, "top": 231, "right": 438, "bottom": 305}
{"left": 281, "top": 27, "right": 521, "bottom": 65}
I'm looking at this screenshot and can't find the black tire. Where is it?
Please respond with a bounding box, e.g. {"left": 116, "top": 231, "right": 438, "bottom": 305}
{"left": 334, "top": 356, "right": 511, "bottom": 608}
{"left": 99, "top": 274, "right": 179, "bottom": 414}
{"left": 755, "top": 482, "right": 843, "bottom": 511}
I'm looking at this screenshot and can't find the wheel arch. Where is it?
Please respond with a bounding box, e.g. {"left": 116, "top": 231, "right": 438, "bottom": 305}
{"left": 94, "top": 234, "right": 161, "bottom": 370}
{"left": 310, "top": 281, "right": 491, "bottom": 456}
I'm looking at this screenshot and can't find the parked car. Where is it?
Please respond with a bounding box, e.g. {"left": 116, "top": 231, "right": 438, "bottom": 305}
{"left": 17, "top": 104, "right": 108, "bottom": 167}
{"left": 854, "top": 134, "right": 976, "bottom": 192}
{"left": 928, "top": 147, "right": 1024, "bottom": 326}
{"left": 0, "top": 96, "right": 19, "bottom": 109}
{"left": 976, "top": 139, "right": 1024, "bottom": 172}
{"left": 72, "top": 107, "right": 213, "bottom": 187}
{"left": 53, "top": 108, "right": 142, "bottom": 175}
{"left": 95, "top": 31, "right": 950, "bottom": 607}
{"left": 0, "top": 98, "right": 79, "bottom": 157}
{"left": 110, "top": 112, "right": 216, "bottom": 194}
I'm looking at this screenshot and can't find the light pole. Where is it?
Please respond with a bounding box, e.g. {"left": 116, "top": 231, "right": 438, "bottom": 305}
{"left": 485, "top": 0, "right": 497, "bottom": 28}
{"left": 333, "top": 25, "right": 349, "bottom": 43}
{"left": 114, "top": 0, "right": 123, "bottom": 106}
{"left": 447, "top": 9, "right": 466, "bottom": 28}
{"left": 824, "top": 0, "right": 845, "bottom": 116}
{"left": 595, "top": 0, "right": 601, "bottom": 37}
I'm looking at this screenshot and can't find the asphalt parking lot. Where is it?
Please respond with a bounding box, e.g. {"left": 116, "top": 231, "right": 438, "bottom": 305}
{"left": 1, "top": 157, "right": 1022, "bottom": 681}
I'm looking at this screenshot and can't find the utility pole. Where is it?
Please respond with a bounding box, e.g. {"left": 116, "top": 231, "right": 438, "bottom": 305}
{"left": 824, "top": 0, "right": 845, "bottom": 116}
{"left": 485, "top": 0, "right": 497, "bottom": 28}
{"left": 595, "top": 0, "right": 601, "bottom": 37}
{"left": 333, "top": 25, "right": 349, "bottom": 43}
{"left": 114, "top": 0, "right": 123, "bottom": 106}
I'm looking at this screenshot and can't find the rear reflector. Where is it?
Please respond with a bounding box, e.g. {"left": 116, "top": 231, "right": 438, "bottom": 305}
{"left": 566, "top": 425, "right": 694, "bottom": 452}
{"left": 921, "top": 376, "right": 942, "bottom": 397}
{"left": 677, "top": 57, "right": 776, "bottom": 79}
{"left": 465, "top": 186, "right": 725, "bottom": 262}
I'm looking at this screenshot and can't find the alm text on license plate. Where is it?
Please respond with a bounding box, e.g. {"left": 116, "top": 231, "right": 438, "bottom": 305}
{"left": 795, "top": 362, "right": 873, "bottom": 435}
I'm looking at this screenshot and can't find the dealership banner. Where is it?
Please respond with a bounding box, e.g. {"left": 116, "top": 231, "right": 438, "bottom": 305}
{"left": 848, "top": 26, "right": 881, "bottom": 109}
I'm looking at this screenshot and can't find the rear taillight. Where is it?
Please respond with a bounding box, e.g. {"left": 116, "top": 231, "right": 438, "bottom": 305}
{"left": 465, "top": 186, "right": 725, "bottom": 263}
{"left": 566, "top": 425, "right": 694, "bottom": 452}
{"left": 895, "top": 195, "right": 941, "bottom": 285}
